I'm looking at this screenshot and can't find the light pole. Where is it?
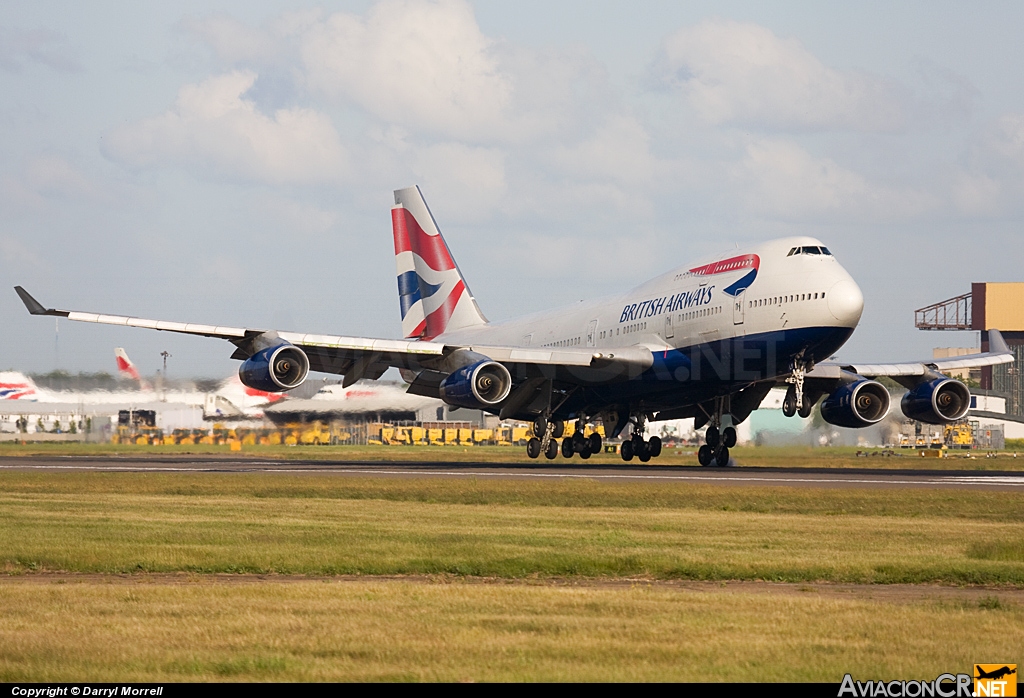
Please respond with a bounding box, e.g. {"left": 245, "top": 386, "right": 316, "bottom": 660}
{"left": 160, "top": 351, "right": 171, "bottom": 402}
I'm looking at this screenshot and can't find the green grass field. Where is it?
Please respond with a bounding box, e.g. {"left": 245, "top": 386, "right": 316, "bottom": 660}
{"left": 2, "top": 441, "right": 1023, "bottom": 470}
{"left": 2, "top": 472, "right": 1022, "bottom": 582}
{"left": 2, "top": 470, "right": 1021, "bottom": 681}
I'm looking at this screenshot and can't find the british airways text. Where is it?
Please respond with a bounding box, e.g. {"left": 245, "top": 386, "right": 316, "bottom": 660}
{"left": 620, "top": 286, "right": 714, "bottom": 323}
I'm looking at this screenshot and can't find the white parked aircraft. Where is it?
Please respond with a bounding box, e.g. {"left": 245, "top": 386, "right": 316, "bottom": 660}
{"left": 16, "top": 186, "right": 1014, "bottom": 465}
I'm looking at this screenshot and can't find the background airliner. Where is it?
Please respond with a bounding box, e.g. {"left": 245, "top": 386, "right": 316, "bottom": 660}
{"left": 16, "top": 186, "right": 1014, "bottom": 465}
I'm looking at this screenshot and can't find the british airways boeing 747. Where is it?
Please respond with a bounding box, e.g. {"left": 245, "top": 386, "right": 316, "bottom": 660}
{"left": 16, "top": 186, "right": 1014, "bottom": 465}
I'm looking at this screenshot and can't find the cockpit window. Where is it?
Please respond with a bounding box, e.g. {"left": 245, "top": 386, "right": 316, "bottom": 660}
{"left": 789, "top": 245, "right": 832, "bottom": 256}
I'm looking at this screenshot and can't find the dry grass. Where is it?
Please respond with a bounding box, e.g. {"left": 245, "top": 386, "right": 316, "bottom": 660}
{"left": 0, "top": 579, "right": 1020, "bottom": 682}
{"left": 1, "top": 473, "right": 1022, "bottom": 583}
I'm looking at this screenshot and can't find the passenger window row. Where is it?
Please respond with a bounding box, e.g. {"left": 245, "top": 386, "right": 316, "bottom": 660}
{"left": 749, "top": 293, "right": 825, "bottom": 308}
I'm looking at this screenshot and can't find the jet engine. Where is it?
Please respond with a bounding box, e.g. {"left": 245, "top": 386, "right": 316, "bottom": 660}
{"left": 901, "top": 377, "right": 970, "bottom": 424}
{"left": 238, "top": 343, "right": 309, "bottom": 393}
{"left": 820, "top": 379, "right": 891, "bottom": 428}
{"left": 439, "top": 360, "right": 512, "bottom": 410}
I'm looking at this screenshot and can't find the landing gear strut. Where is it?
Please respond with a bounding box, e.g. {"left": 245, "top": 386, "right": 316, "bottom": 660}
{"left": 784, "top": 360, "right": 814, "bottom": 418}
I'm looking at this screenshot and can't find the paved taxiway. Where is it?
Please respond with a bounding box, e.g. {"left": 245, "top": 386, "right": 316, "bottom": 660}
{"left": 2, "top": 455, "right": 1023, "bottom": 490}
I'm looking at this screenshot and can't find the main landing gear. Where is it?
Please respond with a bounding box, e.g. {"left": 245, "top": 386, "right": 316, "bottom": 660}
{"left": 619, "top": 414, "right": 663, "bottom": 463}
{"left": 697, "top": 397, "right": 736, "bottom": 467}
{"left": 782, "top": 361, "right": 814, "bottom": 419}
{"left": 525, "top": 417, "right": 602, "bottom": 460}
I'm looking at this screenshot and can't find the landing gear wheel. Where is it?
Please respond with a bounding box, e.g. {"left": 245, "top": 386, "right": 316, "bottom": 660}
{"left": 783, "top": 387, "right": 797, "bottom": 418}
{"left": 544, "top": 438, "right": 558, "bottom": 460}
{"left": 588, "top": 432, "right": 602, "bottom": 455}
{"left": 572, "top": 431, "right": 586, "bottom": 452}
{"left": 798, "top": 398, "right": 813, "bottom": 419}
{"left": 715, "top": 446, "right": 730, "bottom": 467}
{"left": 648, "top": 436, "right": 662, "bottom": 458}
{"left": 533, "top": 418, "right": 548, "bottom": 438}
{"left": 579, "top": 446, "right": 592, "bottom": 460}
{"left": 526, "top": 438, "right": 541, "bottom": 459}
{"left": 698, "top": 444, "right": 713, "bottom": 466}
{"left": 561, "top": 437, "right": 574, "bottom": 459}
{"left": 722, "top": 426, "right": 737, "bottom": 449}
{"left": 551, "top": 421, "right": 565, "bottom": 439}
{"left": 635, "top": 437, "right": 651, "bottom": 463}
{"left": 621, "top": 440, "right": 634, "bottom": 462}
{"left": 706, "top": 425, "right": 720, "bottom": 449}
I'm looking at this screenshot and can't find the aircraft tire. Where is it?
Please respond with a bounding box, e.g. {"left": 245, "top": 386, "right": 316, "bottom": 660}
{"left": 706, "top": 425, "right": 720, "bottom": 448}
{"left": 544, "top": 438, "right": 559, "bottom": 460}
{"left": 621, "top": 440, "right": 634, "bottom": 461}
{"left": 783, "top": 388, "right": 797, "bottom": 417}
{"left": 798, "top": 398, "right": 813, "bottom": 419}
{"left": 533, "top": 418, "right": 548, "bottom": 438}
{"left": 572, "top": 431, "right": 586, "bottom": 452}
{"left": 579, "top": 446, "right": 591, "bottom": 460}
{"left": 561, "top": 437, "right": 574, "bottom": 458}
{"left": 698, "top": 444, "right": 713, "bottom": 466}
{"left": 552, "top": 421, "right": 565, "bottom": 438}
{"left": 648, "top": 436, "right": 662, "bottom": 458}
{"left": 638, "top": 446, "right": 651, "bottom": 463}
{"left": 722, "top": 427, "right": 737, "bottom": 449}
{"left": 588, "top": 432, "right": 602, "bottom": 454}
{"left": 715, "top": 446, "right": 730, "bottom": 467}
{"left": 526, "top": 438, "right": 541, "bottom": 459}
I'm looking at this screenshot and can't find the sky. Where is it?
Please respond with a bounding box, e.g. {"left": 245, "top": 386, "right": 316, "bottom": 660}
{"left": 3, "top": 1, "right": 1024, "bottom": 378}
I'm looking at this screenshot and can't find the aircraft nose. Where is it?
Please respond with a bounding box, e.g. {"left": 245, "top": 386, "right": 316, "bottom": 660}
{"left": 827, "top": 275, "right": 864, "bottom": 327}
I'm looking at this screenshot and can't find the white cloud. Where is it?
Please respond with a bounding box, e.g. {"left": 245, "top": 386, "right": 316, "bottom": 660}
{"left": 0, "top": 27, "right": 79, "bottom": 72}
{"left": 0, "top": 155, "right": 99, "bottom": 211}
{"left": 102, "top": 71, "right": 347, "bottom": 184}
{"left": 736, "top": 139, "right": 931, "bottom": 220}
{"left": 656, "top": 19, "right": 904, "bottom": 132}
{"left": 300, "top": 0, "right": 511, "bottom": 141}
{"left": 256, "top": 194, "right": 338, "bottom": 236}
{"left": 408, "top": 142, "right": 507, "bottom": 221}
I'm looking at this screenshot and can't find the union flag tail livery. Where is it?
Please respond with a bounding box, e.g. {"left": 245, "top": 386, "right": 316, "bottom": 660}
{"left": 392, "top": 186, "right": 487, "bottom": 340}
{"left": 0, "top": 372, "right": 37, "bottom": 400}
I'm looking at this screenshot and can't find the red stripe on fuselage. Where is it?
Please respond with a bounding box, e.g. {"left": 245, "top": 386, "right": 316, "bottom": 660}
{"left": 689, "top": 254, "right": 759, "bottom": 276}
{"left": 391, "top": 207, "right": 456, "bottom": 272}
{"left": 423, "top": 280, "right": 466, "bottom": 340}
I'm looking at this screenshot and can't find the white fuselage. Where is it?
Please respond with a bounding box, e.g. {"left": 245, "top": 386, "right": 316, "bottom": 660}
{"left": 438, "top": 237, "right": 864, "bottom": 362}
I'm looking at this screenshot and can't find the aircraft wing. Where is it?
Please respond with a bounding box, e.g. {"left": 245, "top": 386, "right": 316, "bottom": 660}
{"left": 14, "top": 287, "right": 652, "bottom": 385}
{"left": 806, "top": 329, "right": 1014, "bottom": 380}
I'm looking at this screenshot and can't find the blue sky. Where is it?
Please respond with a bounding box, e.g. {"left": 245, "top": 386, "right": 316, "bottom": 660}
{"left": 3, "top": 1, "right": 1023, "bottom": 377}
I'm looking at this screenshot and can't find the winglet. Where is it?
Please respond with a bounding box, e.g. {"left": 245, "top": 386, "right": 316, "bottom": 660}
{"left": 988, "top": 329, "right": 1010, "bottom": 355}
{"left": 14, "top": 287, "right": 68, "bottom": 317}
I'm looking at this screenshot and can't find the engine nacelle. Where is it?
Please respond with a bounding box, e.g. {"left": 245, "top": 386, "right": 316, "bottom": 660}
{"left": 439, "top": 360, "right": 512, "bottom": 410}
{"left": 901, "top": 377, "right": 970, "bottom": 425}
{"left": 820, "top": 379, "right": 891, "bottom": 428}
{"left": 238, "top": 343, "right": 309, "bottom": 393}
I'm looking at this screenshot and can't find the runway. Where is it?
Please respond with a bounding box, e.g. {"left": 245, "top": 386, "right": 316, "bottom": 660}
{"left": 2, "top": 455, "right": 1024, "bottom": 490}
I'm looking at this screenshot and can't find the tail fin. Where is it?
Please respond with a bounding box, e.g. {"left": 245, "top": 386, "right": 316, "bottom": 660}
{"left": 392, "top": 186, "right": 487, "bottom": 340}
{"left": 0, "top": 371, "right": 37, "bottom": 400}
{"left": 114, "top": 348, "right": 151, "bottom": 391}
